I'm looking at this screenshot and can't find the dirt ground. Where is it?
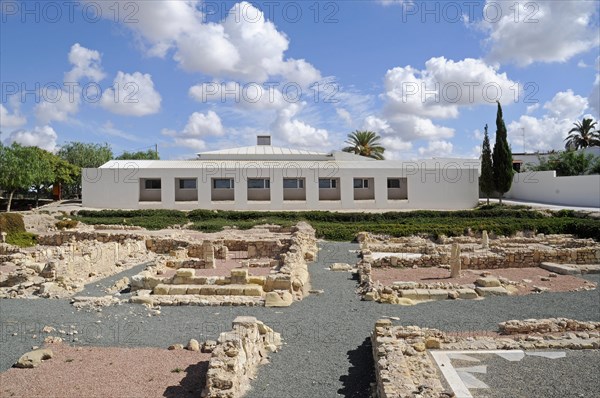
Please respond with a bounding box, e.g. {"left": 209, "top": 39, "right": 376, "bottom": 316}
{"left": 370, "top": 266, "right": 596, "bottom": 295}
{"left": 0, "top": 343, "right": 211, "bottom": 398}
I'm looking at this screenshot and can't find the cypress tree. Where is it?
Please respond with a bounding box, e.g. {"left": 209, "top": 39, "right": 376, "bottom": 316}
{"left": 491, "top": 101, "right": 514, "bottom": 205}
{"left": 479, "top": 124, "right": 494, "bottom": 204}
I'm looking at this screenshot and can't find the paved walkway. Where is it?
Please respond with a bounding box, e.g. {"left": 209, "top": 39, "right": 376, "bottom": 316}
{"left": 1, "top": 242, "right": 599, "bottom": 397}
{"left": 481, "top": 198, "right": 600, "bottom": 212}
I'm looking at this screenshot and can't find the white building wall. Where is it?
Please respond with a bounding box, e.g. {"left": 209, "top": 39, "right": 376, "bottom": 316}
{"left": 505, "top": 171, "right": 600, "bottom": 208}
{"left": 83, "top": 163, "right": 479, "bottom": 210}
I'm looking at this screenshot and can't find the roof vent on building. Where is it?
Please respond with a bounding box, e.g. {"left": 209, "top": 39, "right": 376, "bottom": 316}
{"left": 257, "top": 135, "right": 271, "bottom": 146}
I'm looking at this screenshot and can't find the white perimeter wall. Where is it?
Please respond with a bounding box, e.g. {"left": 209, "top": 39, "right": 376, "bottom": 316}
{"left": 82, "top": 165, "right": 479, "bottom": 211}
{"left": 505, "top": 171, "right": 600, "bottom": 208}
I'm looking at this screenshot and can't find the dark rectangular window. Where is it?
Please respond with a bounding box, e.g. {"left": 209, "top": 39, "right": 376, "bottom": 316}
{"left": 354, "top": 179, "right": 370, "bottom": 189}
{"left": 319, "top": 179, "right": 337, "bottom": 189}
{"left": 248, "top": 178, "right": 270, "bottom": 189}
{"left": 179, "top": 179, "right": 197, "bottom": 189}
{"left": 387, "top": 179, "right": 401, "bottom": 189}
{"left": 145, "top": 179, "right": 161, "bottom": 190}
{"left": 283, "top": 178, "right": 304, "bottom": 189}
{"left": 213, "top": 179, "right": 234, "bottom": 189}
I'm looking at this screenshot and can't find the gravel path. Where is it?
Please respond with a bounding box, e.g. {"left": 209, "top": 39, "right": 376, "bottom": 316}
{"left": 1, "top": 242, "right": 599, "bottom": 398}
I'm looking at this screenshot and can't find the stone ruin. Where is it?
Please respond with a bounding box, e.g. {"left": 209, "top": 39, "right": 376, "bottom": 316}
{"left": 372, "top": 318, "right": 600, "bottom": 398}
{"left": 202, "top": 316, "right": 282, "bottom": 398}
{"left": 357, "top": 232, "right": 600, "bottom": 305}
{"left": 0, "top": 221, "right": 317, "bottom": 307}
{"left": 129, "top": 221, "right": 317, "bottom": 307}
{"left": 0, "top": 235, "right": 152, "bottom": 299}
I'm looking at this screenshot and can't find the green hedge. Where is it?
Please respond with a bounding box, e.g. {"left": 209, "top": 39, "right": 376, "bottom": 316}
{"left": 72, "top": 208, "right": 600, "bottom": 241}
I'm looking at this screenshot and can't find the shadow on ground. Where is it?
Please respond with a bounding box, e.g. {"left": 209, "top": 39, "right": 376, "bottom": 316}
{"left": 163, "top": 361, "right": 208, "bottom": 398}
{"left": 338, "top": 337, "right": 375, "bottom": 397}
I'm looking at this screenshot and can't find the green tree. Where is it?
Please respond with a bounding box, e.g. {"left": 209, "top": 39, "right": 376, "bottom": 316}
{"left": 342, "top": 130, "right": 385, "bottom": 160}
{"left": 0, "top": 143, "right": 34, "bottom": 211}
{"left": 530, "top": 151, "right": 598, "bottom": 176}
{"left": 491, "top": 102, "right": 514, "bottom": 205}
{"left": 57, "top": 142, "right": 113, "bottom": 198}
{"left": 564, "top": 118, "right": 600, "bottom": 150}
{"left": 25, "top": 146, "right": 56, "bottom": 208}
{"left": 115, "top": 149, "right": 159, "bottom": 160}
{"left": 479, "top": 124, "right": 494, "bottom": 204}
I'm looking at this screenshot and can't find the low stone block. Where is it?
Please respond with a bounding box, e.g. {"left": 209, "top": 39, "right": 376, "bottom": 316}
{"left": 169, "top": 285, "right": 188, "bottom": 295}
{"left": 475, "top": 277, "right": 501, "bottom": 287}
{"left": 244, "top": 285, "right": 264, "bottom": 297}
{"left": 187, "top": 286, "right": 202, "bottom": 294}
{"left": 428, "top": 289, "right": 449, "bottom": 301}
{"left": 457, "top": 288, "right": 479, "bottom": 299}
{"left": 248, "top": 276, "right": 265, "bottom": 286}
{"left": 230, "top": 269, "right": 248, "bottom": 284}
{"left": 475, "top": 286, "right": 509, "bottom": 297}
{"left": 153, "top": 284, "right": 170, "bottom": 295}
{"left": 200, "top": 286, "right": 216, "bottom": 295}
{"left": 265, "top": 291, "right": 293, "bottom": 307}
{"left": 216, "top": 286, "right": 231, "bottom": 295}
{"left": 399, "top": 289, "right": 419, "bottom": 300}
{"left": 540, "top": 262, "right": 581, "bottom": 275}
{"left": 330, "top": 263, "right": 352, "bottom": 271}
{"left": 15, "top": 348, "right": 53, "bottom": 368}
{"left": 176, "top": 268, "right": 195, "bottom": 278}
{"left": 228, "top": 285, "right": 245, "bottom": 295}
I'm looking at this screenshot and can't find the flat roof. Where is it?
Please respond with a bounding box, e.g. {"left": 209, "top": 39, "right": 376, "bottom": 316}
{"left": 99, "top": 158, "right": 480, "bottom": 169}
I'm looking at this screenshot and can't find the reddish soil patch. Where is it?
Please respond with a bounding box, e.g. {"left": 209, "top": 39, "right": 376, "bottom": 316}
{"left": 371, "top": 266, "right": 596, "bottom": 295}
{"left": 0, "top": 344, "right": 211, "bottom": 398}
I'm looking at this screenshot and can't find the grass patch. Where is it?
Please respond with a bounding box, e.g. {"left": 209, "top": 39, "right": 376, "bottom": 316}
{"left": 72, "top": 208, "right": 600, "bottom": 242}
{"left": 56, "top": 219, "right": 79, "bottom": 230}
{"left": 171, "top": 367, "right": 184, "bottom": 373}
{"left": 6, "top": 231, "right": 37, "bottom": 247}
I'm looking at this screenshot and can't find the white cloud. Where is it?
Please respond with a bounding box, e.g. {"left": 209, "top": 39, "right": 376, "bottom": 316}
{"left": 418, "top": 140, "right": 454, "bottom": 158}
{"left": 100, "top": 72, "right": 162, "bottom": 116}
{"left": 383, "top": 57, "right": 518, "bottom": 119}
{"left": 380, "top": 136, "right": 412, "bottom": 152}
{"left": 34, "top": 88, "right": 80, "bottom": 124}
{"left": 94, "top": 1, "right": 321, "bottom": 86}
{"left": 377, "top": 0, "right": 408, "bottom": 6}
{"left": 6, "top": 125, "right": 58, "bottom": 152}
{"left": 336, "top": 108, "right": 353, "bottom": 126}
{"left": 64, "top": 43, "right": 105, "bottom": 82}
{"left": 481, "top": 1, "right": 600, "bottom": 66}
{"left": 380, "top": 57, "right": 517, "bottom": 142}
{"left": 543, "top": 89, "right": 588, "bottom": 120}
{"left": 589, "top": 74, "right": 600, "bottom": 117}
{"left": 162, "top": 111, "right": 225, "bottom": 150}
{"left": 526, "top": 103, "right": 540, "bottom": 114}
{"left": 0, "top": 104, "right": 27, "bottom": 130}
{"left": 270, "top": 103, "right": 329, "bottom": 148}
{"left": 34, "top": 43, "right": 104, "bottom": 124}
{"left": 182, "top": 111, "right": 224, "bottom": 137}
{"left": 507, "top": 89, "right": 591, "bottom": 152}
{"left": 362, "top": 116, "right": 393, "bottom": 135}
{"left": 578, "top": 60, "right": 589, "bottom": 68}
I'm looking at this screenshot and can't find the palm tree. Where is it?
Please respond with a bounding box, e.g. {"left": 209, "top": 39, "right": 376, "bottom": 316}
{"left": 564, "top": 118, "right": 600, "bottom": 150}
{"left": 342, "top": 130, "right": 385, "bottom": 160}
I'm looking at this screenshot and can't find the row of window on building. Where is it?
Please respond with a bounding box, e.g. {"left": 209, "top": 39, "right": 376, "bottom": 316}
{"left": 140, "top": 177, "right": 407, "bottom": 202}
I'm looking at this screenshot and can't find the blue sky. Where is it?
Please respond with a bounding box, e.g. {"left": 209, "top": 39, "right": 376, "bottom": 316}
{"left": 1, "top": 0, "right": 599, "bottom": 160}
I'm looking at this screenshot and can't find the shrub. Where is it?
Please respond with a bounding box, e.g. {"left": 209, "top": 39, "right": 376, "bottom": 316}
{"left": 55, "top": 220, "right": 79, "bottom": 230}
{"left": 0, "top": 213, "right": 26, "bottom": 234}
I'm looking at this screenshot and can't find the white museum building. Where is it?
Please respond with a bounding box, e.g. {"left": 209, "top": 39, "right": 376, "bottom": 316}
{"left": 82, "top": 136, "right": 480, "bottom": 211}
